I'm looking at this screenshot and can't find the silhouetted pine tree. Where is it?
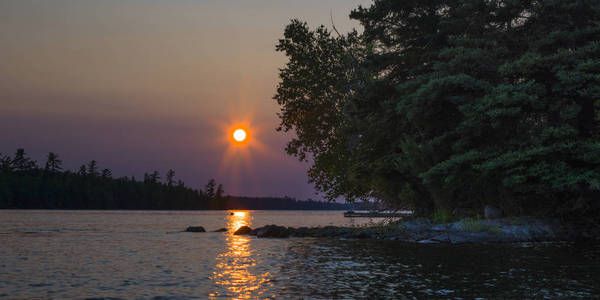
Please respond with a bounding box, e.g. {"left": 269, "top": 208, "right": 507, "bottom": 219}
{"left": 44, "top": 152, "right": 62, "bottom": 173}
{"left": 166, "top": 169, "right": 175, "bottom": 186}
{"left": 204, "top": 179, "right": 216, "bottom": 199}
{"left": 78, "top": 165, "right": 87, "bottom": 176}
{"left": 87, "top": 160, "right": 99, "bottom": 177}
{"left": 11, "top": 149, "right": 37, "bottom": 171}
{"left": 101, "top": 169, "right": 112, "bottom": 179}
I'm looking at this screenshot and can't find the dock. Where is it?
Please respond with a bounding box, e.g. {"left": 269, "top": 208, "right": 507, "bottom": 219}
{"left": 343, "top": 211, "right": 412, "bottom": 218}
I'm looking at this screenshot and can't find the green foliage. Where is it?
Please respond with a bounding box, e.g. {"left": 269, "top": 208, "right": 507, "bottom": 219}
{"left": 432, "top": 208, "right": 454, "bottom": 224}
{"left": 274, "top": 19, "right": 371, "bottom": 202}
{"left": 459, "top": 218, "right": 489, "bottom": 232}
{"left": 510, "top": 216, "right": 522, "bottom": 226}
{"left": 276, "top": 0, "right": 600, "bottom": 223}
{"left": 488, "top": 225, "right": 503, "bottom": 235}
{"left": 455, "top": 217, "right": 502, "bottom": 234}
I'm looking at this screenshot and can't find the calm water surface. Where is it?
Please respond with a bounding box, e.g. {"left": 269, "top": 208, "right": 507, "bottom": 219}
{"left": 0, "top": 210, "right": 598, "bottom": 299}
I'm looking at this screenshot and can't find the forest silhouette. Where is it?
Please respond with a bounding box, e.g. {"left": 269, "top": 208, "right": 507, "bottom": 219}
{"left": 0, "top": 148, "right": 351, "bottom": 210}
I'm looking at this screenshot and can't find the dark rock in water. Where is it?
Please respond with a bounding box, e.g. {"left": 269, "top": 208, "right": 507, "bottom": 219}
{"left": 213, "top": 228, "right": 227, "bottom": 232}
{"left": 320, "top": 226, "right": 340, "bottom": 237}
{"left": 484, "top": 205, "right": 502, "bottom": 219}
{"left": 255, "top": 225, "right": 290, "bottom": 238}
{"left": 337, "top": 227, "right": 351, "bottom": 237}
{"left": 355, "top": 231, "right": 371, "bottom": 239}
{"left": 292, "top": 227, "right": 311, "bottom": 237}
{"left": 185, "top": 226, "right": 205, "bottom": 232}
{"left": 355, "top": 229, "right": 376, "bottom": 239}
{"left": 234, "top": 226, "right": 252, "bottom": 235}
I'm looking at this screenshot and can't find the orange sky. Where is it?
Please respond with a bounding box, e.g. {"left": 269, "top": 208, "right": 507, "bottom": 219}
{"left": 0, "top": 0, "right": 370, "bottom": 199}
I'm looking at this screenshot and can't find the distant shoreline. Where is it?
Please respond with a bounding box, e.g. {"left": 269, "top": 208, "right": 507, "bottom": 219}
{"left": 0, "top": 208, "right": 353, "bottom": 211}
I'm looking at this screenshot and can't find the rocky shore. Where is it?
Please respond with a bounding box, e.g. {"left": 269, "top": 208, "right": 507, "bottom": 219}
{"left": 185, "top": 216, "right": 598, "bottom": 244}
{"left": 224, "top": 217, "right": 597, "bottom": 244}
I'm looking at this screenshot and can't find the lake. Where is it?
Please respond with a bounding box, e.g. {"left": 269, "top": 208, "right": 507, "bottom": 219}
{"left": 0, "top": 210, "right": 598, "bottom": 299}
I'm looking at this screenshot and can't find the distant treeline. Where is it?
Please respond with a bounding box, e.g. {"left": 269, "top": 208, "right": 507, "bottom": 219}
{"left": 219, "top": 196, "right": 352, "bottom": 210}
{"left": 0, "top": 148, "right": 352, "bottom": 210}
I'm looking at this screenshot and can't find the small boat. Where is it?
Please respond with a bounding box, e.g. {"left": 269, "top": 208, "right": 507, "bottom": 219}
{"left": 343, "top": 210, "right": 411, "bottom": 218}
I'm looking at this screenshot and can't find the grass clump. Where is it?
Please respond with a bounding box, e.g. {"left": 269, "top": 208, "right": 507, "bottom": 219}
{"left": 432, "top": 208, "right": 454, "bottom": 224}
{"left": 461, "top": 217, "right": 488, "bottom": 232}
{"left": 488, "top": 225, "right": 502, "bottom": 235}
{"left": 510, "top": 216, "right": 522, "bottom": 226}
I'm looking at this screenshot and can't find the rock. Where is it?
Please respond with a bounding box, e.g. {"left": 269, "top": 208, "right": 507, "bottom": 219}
{"left": 233, "top": 226, "right": 252, "bottom": 235}
{"left": 355, "top": 229, "right": 375, "bottom": 239}
{"left": 213, "top": 228, "right": 227, "bottom": 232}
{"left": 452, "top": 231, "right": 496, "bottom": 244}
{"left": 429, "top": 233, "right": 450, "bottom": 243}
{"left": 320, "top": 226, "right": 341, "bottom": 237}
{"left": 402, "top": 219, "right": 432, "bottom": 232}
{"left": 185, "top": 226, "right": 205, "bottom": 232}
{"left": 417, "top": 238, "right": 440, "bottom": 244}
{"left": 484, "top": 205, "right": 502, "bottom": 219}
{"left": 337, "top": 227, "right": 351, "bottom": 237}
{"left": 222, "top": 217, "right": 567, "bottom": 243}
{"left": 431, "top": 224, "right": 451, "bottom": 231}
{"left": 291, "top": 227, "right": 311, "bottom": 237}
{"left": 255, "top": 225, "right": 290, "bottom": 238}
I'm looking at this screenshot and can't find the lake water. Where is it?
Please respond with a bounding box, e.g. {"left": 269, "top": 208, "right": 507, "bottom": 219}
{"left": 0, "top": 210, "right": 598, "bottom": 299}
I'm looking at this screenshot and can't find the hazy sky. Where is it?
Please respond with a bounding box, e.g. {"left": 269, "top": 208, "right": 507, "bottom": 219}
{"left": 0, "top": 0, "right": 370, "bottom": 199}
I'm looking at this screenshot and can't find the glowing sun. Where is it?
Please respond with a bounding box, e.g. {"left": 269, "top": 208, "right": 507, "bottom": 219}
{"left": 233, "top": 128, "right": 247, "bottom": 142}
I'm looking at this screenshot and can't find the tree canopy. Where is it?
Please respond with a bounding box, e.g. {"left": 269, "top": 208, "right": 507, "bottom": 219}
{"left": 275, "top": 0, "right": 600, "bottom": 221}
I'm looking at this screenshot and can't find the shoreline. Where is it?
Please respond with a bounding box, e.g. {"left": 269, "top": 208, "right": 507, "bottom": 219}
{"left": 223, "top": 217, "right": 600, "bottom": 244}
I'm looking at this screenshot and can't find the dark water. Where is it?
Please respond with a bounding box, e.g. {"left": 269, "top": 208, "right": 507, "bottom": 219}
{"left": 0, "top": 210, "right": 598, "bottom": 299}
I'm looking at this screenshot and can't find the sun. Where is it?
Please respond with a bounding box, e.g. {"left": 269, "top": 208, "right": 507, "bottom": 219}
{"left": 233, "top": 128, "right": 247, "bottom": 142}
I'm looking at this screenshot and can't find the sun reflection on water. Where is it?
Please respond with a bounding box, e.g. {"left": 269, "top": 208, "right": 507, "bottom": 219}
{"left": 210, "top": 211, "right": 272, "bottom": 299}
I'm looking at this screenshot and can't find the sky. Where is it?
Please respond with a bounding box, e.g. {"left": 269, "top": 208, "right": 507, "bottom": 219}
{"left": 0, "top": 0, "right": 370, "bottom": 199}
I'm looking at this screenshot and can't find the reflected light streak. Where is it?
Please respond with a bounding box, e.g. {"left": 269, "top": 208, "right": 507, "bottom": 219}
{"left": 210, "top": 211, "right": 272, "bottom": 299}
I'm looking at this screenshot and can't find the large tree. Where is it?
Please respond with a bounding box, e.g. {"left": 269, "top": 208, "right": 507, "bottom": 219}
{"left": 276, "top": 0, "right": 600, "bottom": 220}
{"left": 275, "top": 19, "right": 371, "bottom": 201}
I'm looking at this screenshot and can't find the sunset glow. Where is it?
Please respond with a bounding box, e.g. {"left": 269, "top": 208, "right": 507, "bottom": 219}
{"left": 0, "top": 0, "right": 364, "bottom": 201}
{"left": 213, "top": 113, "right": 275, "bottom": 196}
{"left": 233, "top": 129, "right": 247, "bottom": 142}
